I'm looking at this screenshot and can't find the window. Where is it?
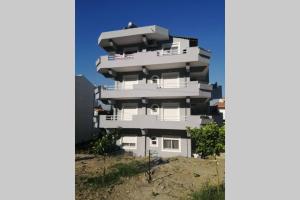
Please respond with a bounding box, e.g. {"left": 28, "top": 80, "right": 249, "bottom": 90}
{"left": 150, "top": 136, "right": 158, "bottom": 147}
{"left": 162, "top": 137, "right": 181, "bottom": 152}
{"left": 121, "top": 136, "right": 137, "bottom": 149}
{"left": 121, "top": 103, "right": 138, "bottom": 121}
{"left": 150, "top": 104, "right": 160, "bottom": 115}
{"left": 122, "top": 143, "right": 136, "bottom": 148}
{"left": 161, "top": 72, "right": 179, "bottom": 88}
{"left": 162, "top": 102, "right": 180, "bottom": 121}
{"left": 122, "top": 74, "right": 138, "bottom": 89}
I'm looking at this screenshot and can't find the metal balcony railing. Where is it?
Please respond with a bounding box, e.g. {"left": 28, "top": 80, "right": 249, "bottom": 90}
{"left": 102, "top": 82, "right": 189, "bottom": 91}
{"left": 106, "top": 48, "right": 188, "bottom": 62}
{"left": 102, "top": 85, "right": 118, "bottom": 90}
{"left": 157, "top": 115, "right": 187, "bottom": 122}
{"left": 105, "top": 115, "right": 119, "bottom": 120}
{"left": 104, "top": 114, "right": 188, "bottom": 122}
{"left": 108, "top": 54, "right": 134, "bottom": 61}
{"left": 157, "top": 49, "right": 181, "bottom": 56}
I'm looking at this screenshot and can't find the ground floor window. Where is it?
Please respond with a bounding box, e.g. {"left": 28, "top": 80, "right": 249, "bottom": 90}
{"left": 121, "top": 136, "right": 137, "bottom": 149}
{"left": 162, "top": 137, "right": 181, "bottom": 152}
{"left": 122, "top": 143, "right": 136, "bottom": 148}
{"left": 150, "top": 136, "right": 158, "bottom": 147}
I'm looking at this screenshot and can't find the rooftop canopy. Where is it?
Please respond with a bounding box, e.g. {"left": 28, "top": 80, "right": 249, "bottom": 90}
{"left": 98, "top": 25, "right": 169, "bottom": 51}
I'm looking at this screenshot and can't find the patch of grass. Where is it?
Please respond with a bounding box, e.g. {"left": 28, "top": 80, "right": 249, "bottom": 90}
{"left": 191, "top": 182, "right": 225, "bottom": 200}
{"left": 83, "top": 160, "right": 147, "bottom": 188}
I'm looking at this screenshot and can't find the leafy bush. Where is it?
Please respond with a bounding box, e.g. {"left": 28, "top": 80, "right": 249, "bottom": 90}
{"left": 187, "top": 122, "right": 225, "bottom": 159}
{"left": 191, "top": 182, "right": 225, "bottom": 200}
{"left": 91, "top": 129, "right": 121, "bottom": 155}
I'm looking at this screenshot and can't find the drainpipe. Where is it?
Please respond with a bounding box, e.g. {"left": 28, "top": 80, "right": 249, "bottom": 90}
{"left": 141, "top": 129, "right": 147, "bottom": 157}
{"left": 186, "top": 131, "right": 188, "bottom": 158}
{"left": 141, "top": 98, "right": 148, "bottom": 157}
{"left": 186, "top": 97, "right": 191, "bottom": 158}
{"left": 186, "top": 131, "right": 191, "bottom": 157}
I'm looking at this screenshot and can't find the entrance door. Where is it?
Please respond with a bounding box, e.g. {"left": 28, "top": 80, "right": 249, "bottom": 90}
{"left": 123, "top": 74, "right": 138, "bottom": 89}
{"left": 162, "top": 103, "right": 180, "bottom": 121}
{"left": 162, "top": 72, "right": 179, "bottom": 88}
{"left": 122, "top": 103, "right": 138, "bottom": 121}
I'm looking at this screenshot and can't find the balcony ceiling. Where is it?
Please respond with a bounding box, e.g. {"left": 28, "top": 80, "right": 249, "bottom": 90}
{"left": 99, "top": 61, "right": 207, "bottom": 74}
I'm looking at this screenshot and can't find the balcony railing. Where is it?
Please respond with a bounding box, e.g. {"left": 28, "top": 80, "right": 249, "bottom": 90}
{"left": 104, "top": 114, "right": 211, "bottom": 121}
{"left": 106, "top": 48, "right": 186, "bottom": 62}
{"left": 102, "top": 82, "right": 189, "bottom": 90}
{"left": 108, "top": 54, "right": 134, "bottom": 61}
{"left": 104, "top": 114, "right": 188, "bottom": 121}
{"left": 157, "top": 49, "right": 181, "bottom": 56}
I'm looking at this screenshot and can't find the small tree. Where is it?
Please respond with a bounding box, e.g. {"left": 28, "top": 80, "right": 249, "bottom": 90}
{"left": 91, "top": 129, "right": 121, "bottom": 184}
{"left": 91, "top": 129, "right": 121, "bottom": 155}
{"left": 187, "top": 122, "right": 225, "bottom": 159}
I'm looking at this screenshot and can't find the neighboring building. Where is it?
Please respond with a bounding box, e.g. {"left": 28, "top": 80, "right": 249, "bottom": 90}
{"left": 211, "top": 82, "right": 222, "bottom": 99}
{"left": 95, "top": 22, "right": 213, "bottom": 157}
{"left": 75, "top": 75, "right": 96, "bottom": 144}
{"left": 93, "top": 86, "right": 112, "bottom": 129}
{"left": 210, "top": 98, "right": 225, "bottom": 122}
{"left": 215, "top": 99, "right": 225, "bottom": 121}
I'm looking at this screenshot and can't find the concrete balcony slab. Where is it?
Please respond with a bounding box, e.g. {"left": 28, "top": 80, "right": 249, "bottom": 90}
{"left": 99, "top": 115, "right": 212, "bottom": 130}
{"left": 97, "top": 47, "right": 209, "bottom": 73}
{"left": 100, "top": 81, "right": 212, "bottom": 99}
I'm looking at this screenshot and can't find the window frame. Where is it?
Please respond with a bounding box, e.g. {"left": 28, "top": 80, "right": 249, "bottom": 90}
{"left": 122, "top": 74, "right": 139, "bottom": 90}
{"left": 149, "top": 136, "right": 158, "bottom": 147}
{"left": 161, "top": 136, "right": 181, "bottom": 152}
{"left": 121, "top": 136, "right": 137, "bottom": 150}
{"left": 161, "top": 102, "right": 180, "bottom": 121}
{"left": 121, "top": 103, "right": 138, "bottom": 121}
{"left": 161, "top": 72, "right": 180, "bottom": 88}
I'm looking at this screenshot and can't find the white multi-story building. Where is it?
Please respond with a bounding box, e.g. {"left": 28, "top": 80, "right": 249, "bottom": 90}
{"left": 95, "top": 22, "right": 213, "bottom": 157}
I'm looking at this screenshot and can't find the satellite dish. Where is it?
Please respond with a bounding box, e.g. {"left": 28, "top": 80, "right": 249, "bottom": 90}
{"left": 127, "top": 21, "right": 137, "bottom": 28}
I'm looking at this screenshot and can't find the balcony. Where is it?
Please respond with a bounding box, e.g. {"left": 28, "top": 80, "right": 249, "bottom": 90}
{"left": 99, "top": 115, "right": 212, "bottom": 130}
{"left": 96, "top": 47, "right": 210, "bottom": 73}
{"left": 99, "top": 81, "right": 212, "bottom": 99}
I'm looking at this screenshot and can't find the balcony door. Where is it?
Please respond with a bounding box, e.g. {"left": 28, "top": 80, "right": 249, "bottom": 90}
{"left": 162, "top": 72, "right": 179, "bottom": 88}
{"left": 162, "top": 102, "right": 180, "bottom": 121}
{"left": 123, "top": 74, "right": 138, "bottom": 89}
{"left": 121, "top": 103, "right": 138, "bottom": 121}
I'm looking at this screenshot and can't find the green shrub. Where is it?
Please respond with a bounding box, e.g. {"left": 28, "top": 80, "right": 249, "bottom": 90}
{"left": 187, "top": 122, "right": 225, "bottom": 159}
{"left": 191, "top": 182, "right": 225, "bottom": 200}
{"left": 91, "top": 129, "right": 121, "bottom": 155}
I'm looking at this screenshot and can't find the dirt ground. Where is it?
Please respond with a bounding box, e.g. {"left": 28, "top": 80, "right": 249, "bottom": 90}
{"left": 75, "top": 154, "right": 225, "bottom": 200}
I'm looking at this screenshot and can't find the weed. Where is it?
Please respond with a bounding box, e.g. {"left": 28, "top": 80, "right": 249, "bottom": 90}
{"left": 83, "top": 160, "right": 147, "bottom": 188}
{"left": 191, "top": 182, "right": 225, "bottom": 200}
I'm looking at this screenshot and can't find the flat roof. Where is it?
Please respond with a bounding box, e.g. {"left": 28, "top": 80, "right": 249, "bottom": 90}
{"left": 98, "top": 25, "right": 169, "bottom": 49}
